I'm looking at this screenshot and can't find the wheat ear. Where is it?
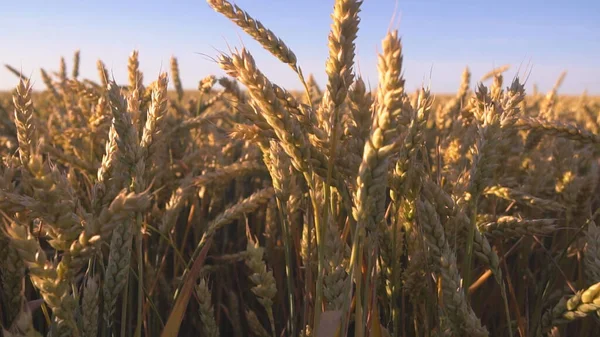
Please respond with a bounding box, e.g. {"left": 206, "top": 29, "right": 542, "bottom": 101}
{"left": 81, "top": 276, "right": 99, "bottom": 337}
{"left": 0, "top": 235, "right": 25, "bottom": 326}
{"left": 542, "top": 282, "right": 600, "bottom": 332}
{"left": 196, "top": 278, "right": 220, "bottom": 337}
{"left": 417, "top": 200, "right": 489, "bottom": 337}
{"left": 5, "top": 222, "right": 80, "bottom": 337}
{"left": 246, "top": 234, "right": 278, "bottom": 337}
{"left": 12, "top": 78, "right": 36, "bottom": 165}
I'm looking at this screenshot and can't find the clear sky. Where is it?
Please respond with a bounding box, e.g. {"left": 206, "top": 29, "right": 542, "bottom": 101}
{"left": 1, "top": 0, "right": 598, "bottom": 94}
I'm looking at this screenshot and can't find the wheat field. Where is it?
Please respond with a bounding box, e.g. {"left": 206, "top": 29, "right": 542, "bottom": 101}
{"left": 1, "top": 1, "right": 600, "bottom": 337}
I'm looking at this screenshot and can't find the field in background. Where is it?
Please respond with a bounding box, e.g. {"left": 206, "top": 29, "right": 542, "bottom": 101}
{"left": 2, "top": 1, "right": 600, "bottom": 337}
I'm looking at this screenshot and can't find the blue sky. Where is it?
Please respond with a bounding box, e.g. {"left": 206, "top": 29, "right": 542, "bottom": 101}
{"left": 1, "top": 0, "right": 598, "bottom": 94}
